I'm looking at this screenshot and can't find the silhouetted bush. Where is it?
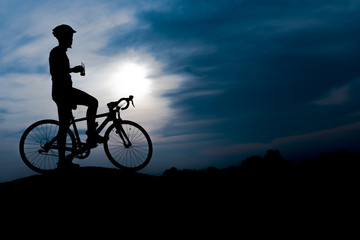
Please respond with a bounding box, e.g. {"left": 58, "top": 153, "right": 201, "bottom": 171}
{"left": 239, "top": 149, "right": 294, "bottom": 180}
{"left": 161, "top": 149, "right": 359, "bottom": 186}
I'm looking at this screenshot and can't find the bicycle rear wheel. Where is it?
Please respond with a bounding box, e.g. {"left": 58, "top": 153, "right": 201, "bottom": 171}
{"left": 104, "top": 120, "right": 153, "bottom": 171}
{"left": 19, "top": 119, "right": 76, "bottom": 173}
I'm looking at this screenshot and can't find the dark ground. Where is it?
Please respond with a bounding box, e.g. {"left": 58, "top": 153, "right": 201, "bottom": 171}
{"left": 2, "top": 149, "right": 359, "bottom": 197}
{"left": 0, "top": 150, "right": 358, "bottom": 234}
{"left": 2, "top": 150, "right": 359, "bottom": 203}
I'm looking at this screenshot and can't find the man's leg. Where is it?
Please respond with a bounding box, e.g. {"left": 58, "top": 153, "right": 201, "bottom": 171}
{"left": 71, "top": 88, "right": 106, "bottom": 145}
{"left": 56, "top": 102, "right": 73, "bottom": 166}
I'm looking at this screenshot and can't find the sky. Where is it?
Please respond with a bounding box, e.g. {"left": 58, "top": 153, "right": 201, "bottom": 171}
{"left": 1, "top": 0, "right": 360, "bottom": 181}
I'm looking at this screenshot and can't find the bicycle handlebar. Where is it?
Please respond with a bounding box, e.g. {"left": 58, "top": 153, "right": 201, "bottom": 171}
{"left": 107, "top": 95, "right": 135, "bottom": 111}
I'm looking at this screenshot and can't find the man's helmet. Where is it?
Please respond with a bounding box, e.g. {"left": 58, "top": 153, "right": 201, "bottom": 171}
{"left": 52, "top": 24, "right": 76, "bottom": 38}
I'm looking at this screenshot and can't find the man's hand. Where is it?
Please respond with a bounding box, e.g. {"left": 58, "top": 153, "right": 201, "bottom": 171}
{"left": 70, "top": 65, "right": 84, "bottom": 73}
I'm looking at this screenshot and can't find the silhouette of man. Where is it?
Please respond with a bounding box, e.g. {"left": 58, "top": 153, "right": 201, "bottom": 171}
{"left": 49, "top": 24, "right": 106, "bottom": 168}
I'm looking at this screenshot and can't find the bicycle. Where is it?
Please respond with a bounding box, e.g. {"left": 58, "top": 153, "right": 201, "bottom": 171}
{"left": 19, "top": 95, "right": 153, "bottom": 173}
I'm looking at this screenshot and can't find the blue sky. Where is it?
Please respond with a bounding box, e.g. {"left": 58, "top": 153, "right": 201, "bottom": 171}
{"left": 1, "top": 0, "right": 360, "bottom": 181}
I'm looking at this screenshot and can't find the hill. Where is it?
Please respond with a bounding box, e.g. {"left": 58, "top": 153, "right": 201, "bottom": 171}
{"left": 1, "top": 150, "right": 359, "bottom": 205}
{"left": 1, "top": 149, "right": 359, "bottom": 232}
{"left": 0, "top": 149, "right": 358, "bottom": 237}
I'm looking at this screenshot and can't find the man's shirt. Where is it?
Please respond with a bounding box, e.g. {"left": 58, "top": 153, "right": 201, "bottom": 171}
{"left": 49, "top": 46, "right": 73, "bottom": 101}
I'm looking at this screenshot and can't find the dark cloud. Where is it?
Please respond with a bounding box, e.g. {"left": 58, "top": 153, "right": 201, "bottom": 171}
{"left": 108, "top": 0, "right": 360, "bottom": 147}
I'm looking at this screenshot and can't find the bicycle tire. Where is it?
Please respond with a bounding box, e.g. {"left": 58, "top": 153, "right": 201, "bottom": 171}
{"left": 19, "top": 119, "right": 76, "bottom": 173}
{"left": 104, "top": 120, "right": 153, "bottom": 171}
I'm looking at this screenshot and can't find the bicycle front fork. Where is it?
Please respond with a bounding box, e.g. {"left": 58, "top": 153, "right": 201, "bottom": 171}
{"left": 115, "top": 124, "right": 132, "bottom": 148}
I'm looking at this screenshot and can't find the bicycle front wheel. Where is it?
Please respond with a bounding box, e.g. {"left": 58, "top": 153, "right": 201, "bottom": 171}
{"left": 104, "top": 120, "right": 153, "bottom": 171}
{"left": 19, "top": 119, "right": 76, "bottom": 173}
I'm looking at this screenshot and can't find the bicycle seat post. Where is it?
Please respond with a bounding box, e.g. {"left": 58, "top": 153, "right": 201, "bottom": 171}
{"left": 70, "top": 112, "right": 75, "bottom": 123}
{"left": 70, "top": 112, "right": 81, "bottom": 144}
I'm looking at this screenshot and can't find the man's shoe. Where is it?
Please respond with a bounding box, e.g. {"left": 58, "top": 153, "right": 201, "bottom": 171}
{"left": 86, "top": 134, "right": 108, "bottom": 146}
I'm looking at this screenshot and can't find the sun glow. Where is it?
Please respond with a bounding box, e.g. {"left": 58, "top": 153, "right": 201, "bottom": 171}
{"left": 110, "top": 62, "right": 151, "bottom": 100}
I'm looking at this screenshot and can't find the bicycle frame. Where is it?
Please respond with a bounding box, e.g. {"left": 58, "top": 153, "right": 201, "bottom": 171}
{"left": 44, "top": 106, "right": 130, "bottom": 156}
{"left": 73, "top": 108, "right": 117, "bottom": 139}
{"left": 72, "top": 105, "right": 131, "bottom": 149}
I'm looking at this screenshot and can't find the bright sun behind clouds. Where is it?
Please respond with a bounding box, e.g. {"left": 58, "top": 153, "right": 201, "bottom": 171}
{"left": 109, "top": 62, "right": 151, "bottom": 101}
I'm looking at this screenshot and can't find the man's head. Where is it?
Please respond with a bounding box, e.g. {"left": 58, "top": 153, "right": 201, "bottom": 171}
{"left": 52, "top": 24, "right": 76, "bottom": 48}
